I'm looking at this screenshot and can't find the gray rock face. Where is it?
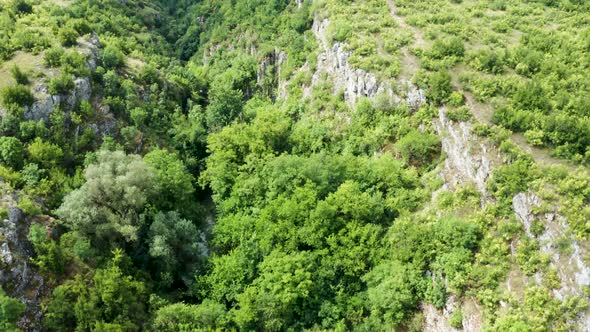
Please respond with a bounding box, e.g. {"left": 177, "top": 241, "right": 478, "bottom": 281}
{"left": 512, "top": 192, "right": 590, "bottom": 331}
{"left": 434, "top": 108, "right": 493, "bottom": 199}
{"left": 20, "top": 34, "right": 99, "bottom": 122}
{"left": 306, "top": 17, "right": 425, "bottom": 109}
{"left": 0, "top": 206, "right": 45, "bottom": 332}
{"left": 257, "top": 49, "right": 287, "bottom": 100}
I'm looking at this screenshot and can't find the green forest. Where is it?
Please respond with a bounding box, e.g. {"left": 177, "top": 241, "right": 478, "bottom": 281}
{"left": 0, "top": 0, "right": 589, "bottom": 331}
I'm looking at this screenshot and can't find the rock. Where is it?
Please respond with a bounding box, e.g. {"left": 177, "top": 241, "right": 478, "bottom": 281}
{"left": 434, "top": 108, "right": 493, "bottom": 199}
{"left": 0, "top": 242, "right": 12, "bottom": 265}
{"left": 22, "top": 34, "right": 99, "bottom": 123}
{"left": 0, "top": 205, "right": 46, "bottom": 331}
{"left": 512, "top": 192, "right": 540, "bottom": 237}
{"left": 257, "top": 48, "right": 287, "bottom": 100}
{"left": 512, "top": 191, "right": 590, "bottom": 331}
{"left": 305, "top": 17, "right": 425, "bottom": 108}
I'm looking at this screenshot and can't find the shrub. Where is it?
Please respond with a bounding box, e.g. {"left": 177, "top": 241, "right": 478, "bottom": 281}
{"left": 427, "top": 70, "right": 453, "bottom": 105}
{"left": 100, "top": 45, "right": 125, "bottom": 69}
{"left": 57, "top": 27, "right": 79, "bottom": 47}
{"left": 18, "top": 197, "right": 42, "bottom": 216}
{"left": 450, "top": 309, "right": 463, "bottom": 328}
{"left": 48, "top": 72, "right": 75, "bottom": 95}
{"left": 448, "top": 91, "right": 465, "bottom": 107}
{"left": 328, "top": 19, "right": 352, "bottom": 43}
{"left": 44, "top": 47, "right": 65, "bottom": 67}
{"left": 396, "top": 130, "right": 441, "bottom": 167}
{"left": 0, "top": 136, "right": 24, "bottom": 170}
{"left": 10, "top": 0, "right": 32, "bottom": 15}
{"left": 447, "top": 106, "right": 472, "bottom": 122}
{"left": 431, "top": 37, "right": 465, "bottom": 59}
{"left": 10, "top": 65, "right": 29, "bottom": 85}
{"left": 0, "top": 84, "right": 34, "bottom": 108}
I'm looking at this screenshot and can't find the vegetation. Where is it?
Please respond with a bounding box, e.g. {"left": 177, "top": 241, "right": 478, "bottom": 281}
{"left": 0, "top": 0, "right": 588, "bottom": 331}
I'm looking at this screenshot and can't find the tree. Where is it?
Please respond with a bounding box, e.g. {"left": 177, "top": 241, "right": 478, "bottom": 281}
{"left": 148, "top": 211, "right": 201, "bottom": 289}
{"left": 426, "top": 70, "right": 453, "bottom": 105}
{"left": 363, "top": 260, "right": 421, "bottom": 327}
{"left": 234, "top": 250, "right": 320, "bottom": 331}
{"left": 143, "top": 149, "right": 196, "bottom": 217}
{"left": 395, "top": 130, "right": 441, "bottom": 167}
{"left": 10, "top": 0, "right": 32, "bottom": 15}
{"left": 152, "top": 300, "right": 228, "bottom": 332}
{"left": 44, "top": 252, "right": 148, "bottom": 332}
{"left": 0, "top": 136, "right": 24, "bottom": 170}
{"left": 205, "top": 78, "right": 244, "bottom": 130}
{"left": 56, "top": 150, "right": 158, "bottom": 249}
{"left": 48, "top": 72, "right": 75, "bottom": 95}
{"left": 100, "top": 45, "right": 125, "bottom": 69}
{"left": 0, "top": 287, "right": 25, "bottom": 332}
{"left": 44, "top": 47, "right": 64, "bottom": 67}
{"left": 27, "top": 137, "right": 63, "bottom": 168}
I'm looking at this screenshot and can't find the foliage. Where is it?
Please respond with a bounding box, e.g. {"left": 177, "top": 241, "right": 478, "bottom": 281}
{"left": 0, "top": 136, "right": 24, "bottom": 170}
{"left": 48, "top": 73, "right": 75, "bottom": 95}
{"left": 148, "top": 211, "right": 201, "bottom": 289}
{"left": 0, "top": 84, "right": 34, "bottom": 109}
{"left": 0, "top": 287, "right": 25, "bottom": 332}
{"left": 57, "top": 150, "right": 158, "bottom": 249}
{"left": 10, "top": 65, "right": 28, "bottom": 85}
{"left": 44, "top": 253, "right": 148, "bottom": 332}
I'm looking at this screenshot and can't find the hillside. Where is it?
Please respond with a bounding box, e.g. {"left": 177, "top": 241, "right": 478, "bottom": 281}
{"left": 0, "top": 0, "right": 589, "bottom": 331}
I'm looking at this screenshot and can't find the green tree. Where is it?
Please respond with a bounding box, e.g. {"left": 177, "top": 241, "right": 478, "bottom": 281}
{"left": 395, "top": 130, "right": 441, "bottom": 167}
{"left": 44, "top": 252, "right": 148, "bottom": 332}
{"left": 58, "top": 27, "right": 79, "bottom": 47}
{"left": 48, "top": 72, "right": 75, "bottom": 95}
{"left": 100, "top": 45, "right": 125, "bottom": 69}
{"left": 0, "top": 287, "right": 25, "bottom": 332}
{"left": 10, "top": 65, "right": 29, "bottom": 85}
{"left": 0, "top": 136, "right": 24, "bottom": 170}
{"left": 363, "top": 260, "right": 421, "bottom": 327}
{"left": 152, "top": 300, "right": 228, "bottom": 332}
{"left": 426, "top": 70, "right": 453, "bottom": 105}
{"left": 148, "top": 211, "right": 201, "bottom": 289}
{"left": 143, "top": 149, "right": 196, "bottom": 217}
{"left": 27, "top": 137, "right": 63, "bottom": 168}
{"left": 56, "top": 150, "right": 158, "bottom": 249}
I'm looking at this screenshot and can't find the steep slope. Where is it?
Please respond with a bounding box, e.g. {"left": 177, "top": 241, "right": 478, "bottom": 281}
{"left": 0, "top": 0, "right": 589, "bottom": 331}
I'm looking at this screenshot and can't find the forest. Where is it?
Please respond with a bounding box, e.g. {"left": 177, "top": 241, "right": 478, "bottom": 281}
{"left": 0, "top": 0, "right": 589, "bottom": 331}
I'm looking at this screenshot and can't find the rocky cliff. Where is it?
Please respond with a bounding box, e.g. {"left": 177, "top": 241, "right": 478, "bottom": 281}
{"left": 304, "top": 16, "right": 425, "bottom": 109}
{"left": 0, "top": 187, "right": 47, "bottom": 332}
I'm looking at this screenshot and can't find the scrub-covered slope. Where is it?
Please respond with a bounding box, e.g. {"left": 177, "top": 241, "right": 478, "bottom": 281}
{"left": 0, "top": 0, "right": 588, "bottom": 331}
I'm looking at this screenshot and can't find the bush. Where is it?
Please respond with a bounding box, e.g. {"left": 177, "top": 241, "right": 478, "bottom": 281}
{"left": 57, "top": 27, "right": 79, "bottom": 47}
{"left": 446, "top": 106, "right": 472, "bottom": 122}
{"left": 100, "top": 45, "right": 125, "bottom": 69}
{"left": 10, "top": 65, "right": 29, "bottom": 85}
{"left": 448, "top": 91, "right": 465, "bottom": 107}
{"left": 427, "top": 70, "right": 453, "bottom": 105}
{"left": 470, "top": 49, "right": 504, "bottom": 74}
{"left": 48, "top": 72, "right": 75, "bottom": 95}
{"left": 431, "top": 37, "right": 465, "bottom": 59}
{"left": 0, "top": 84, "right": 34, "bottom": 108}
{"left": 44, "top": 47, "right": 65, "bottom": 67}
{"left": 0, "top": 136, "right": 24, "bottom": 170}
{"left": 396, "top": 130, "right": 441, "bottom": 167}
{"left": 328, "top": 19, "right": 352, "bottom": 43}
{"left": 18, "top": 197, "right": 42, "bottom": 216}
{"left": 450, "top": 309, "right": 463, "bottom": 328}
